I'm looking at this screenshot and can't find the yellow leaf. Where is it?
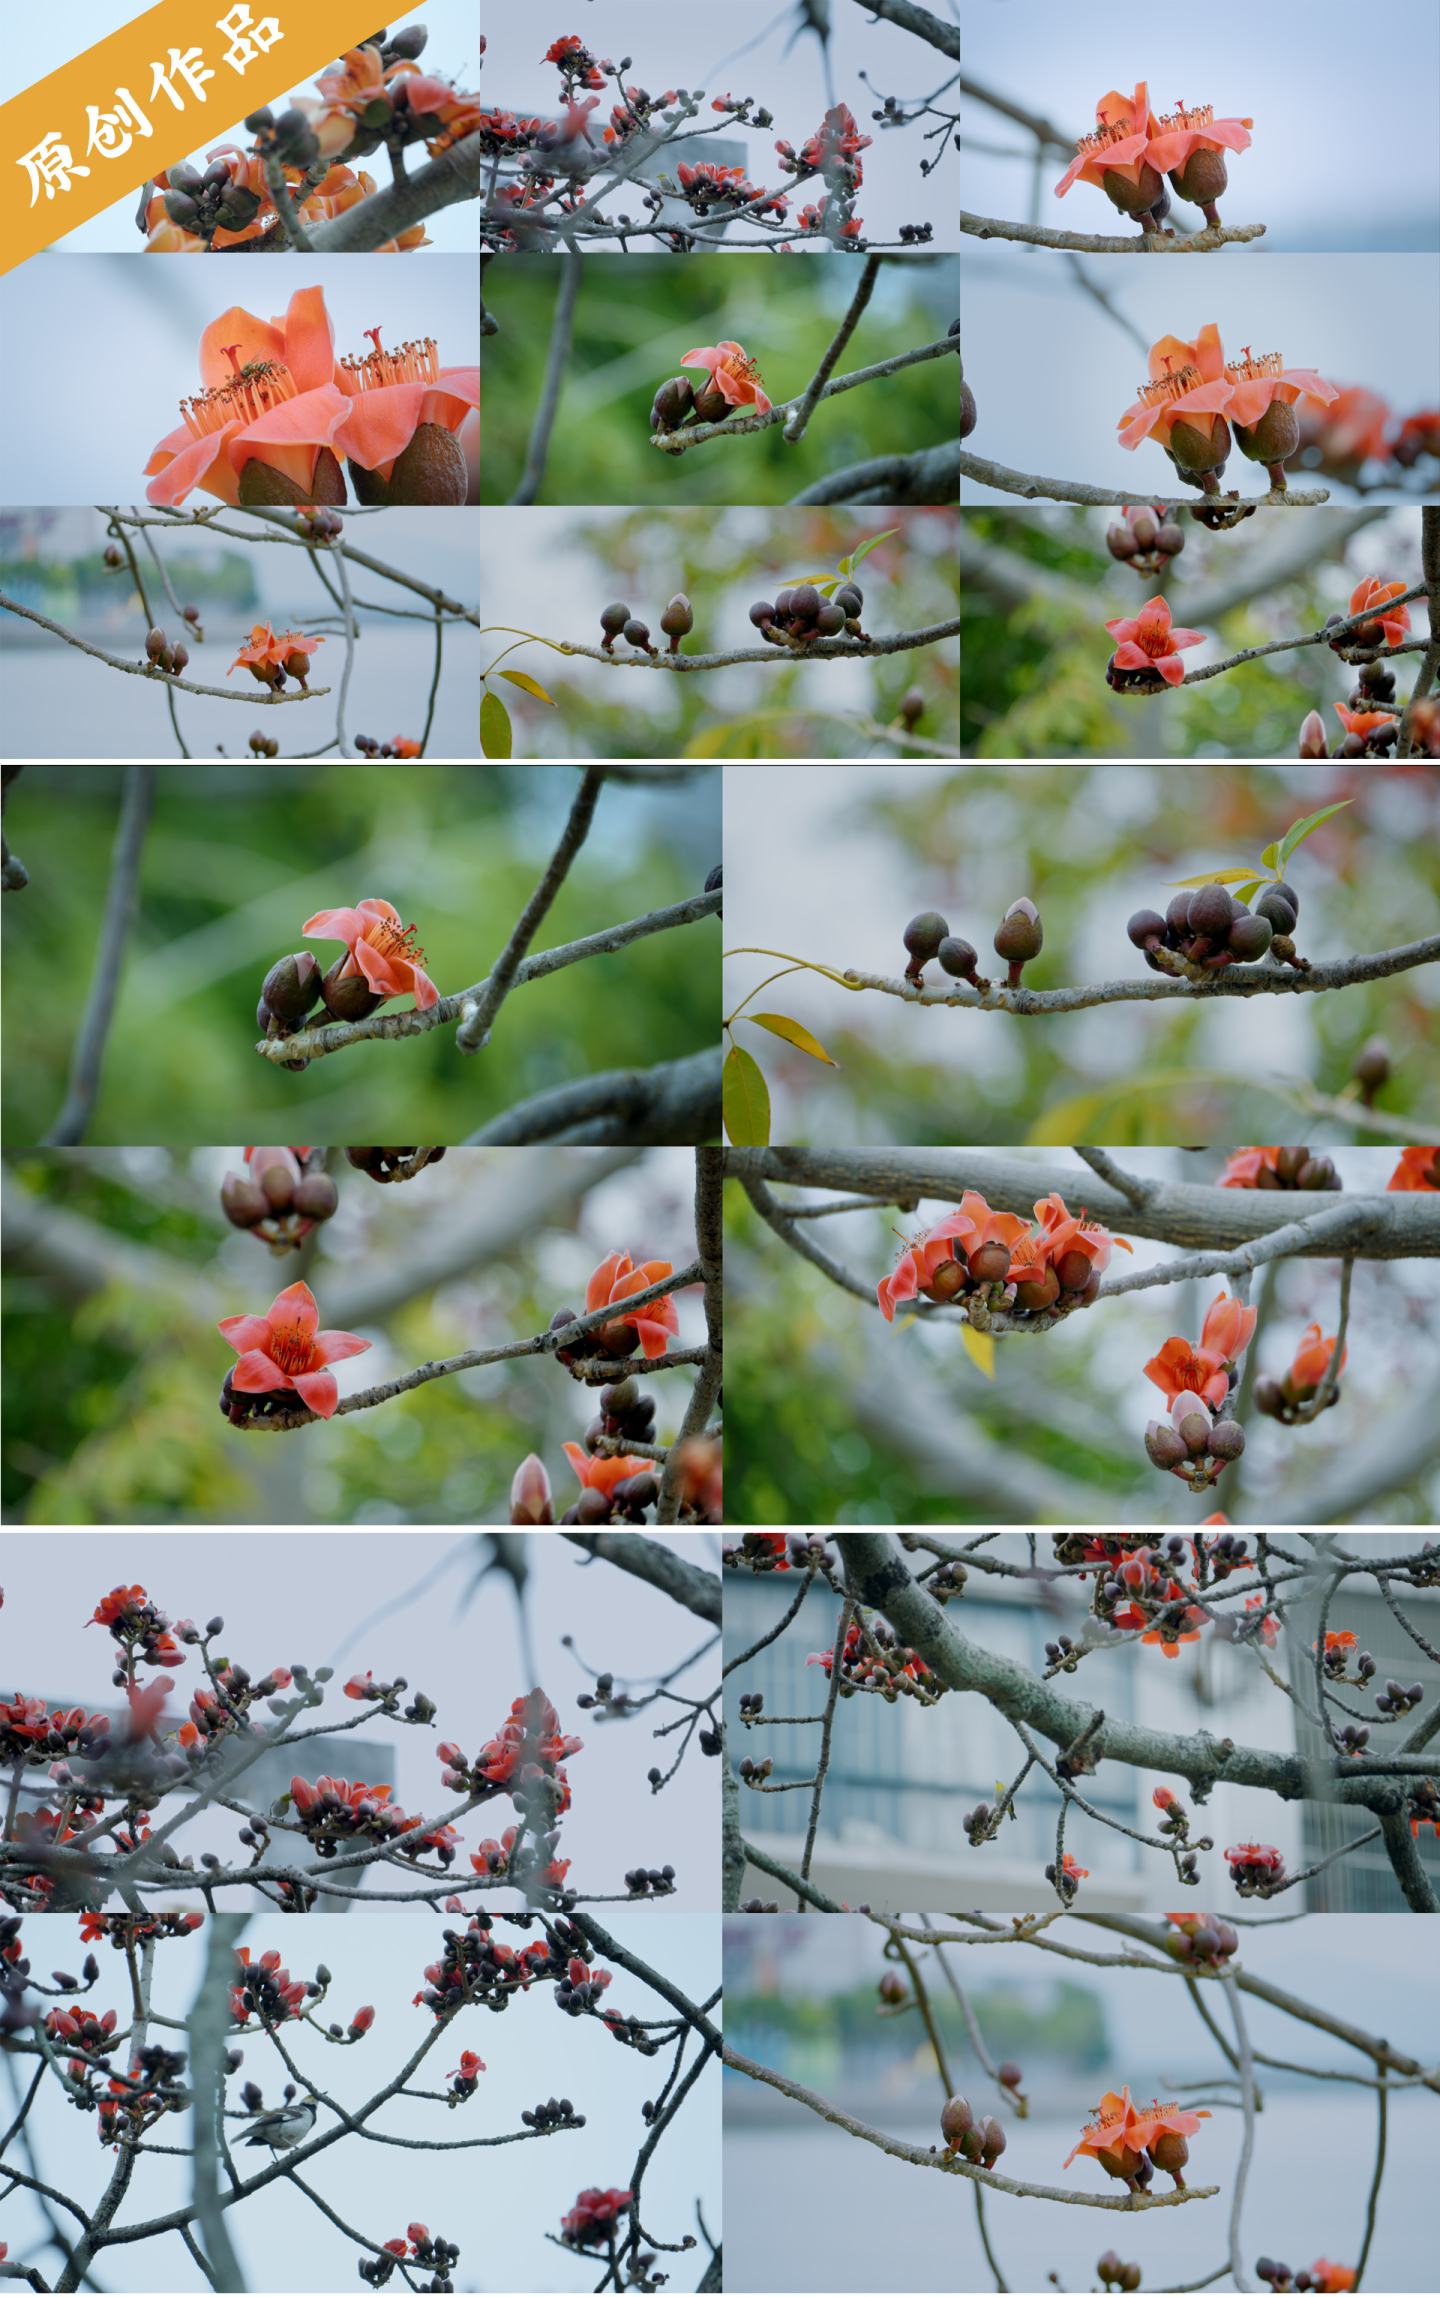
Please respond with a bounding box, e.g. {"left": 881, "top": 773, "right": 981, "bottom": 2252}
{"left": 497, "top": 670, "right": 555, "bottom": 705}
{"left": 748, "top": 1013, "right": 841, "bottom": 1067}
{"left": 722, "top": 1045, "right": 771, "bottom": 1145}
{"left": 683, "top": 723, "right": 736, "bottom": 758}
{"left": 1163, "top": 868, "right": 1257, "bottom": 889}
{"left": 959, "top": 1324, "right": 995, "bottom": 1380}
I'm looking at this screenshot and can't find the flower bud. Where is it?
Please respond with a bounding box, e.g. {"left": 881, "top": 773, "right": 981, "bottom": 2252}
{"left": 651, "top": 376, "right": 695, "bottom": 433}
{"left": 833, "top": 584, "right": 863, "bottom": 617}
{"left": 1127, "top": 908, "right": 1166, "bottom": 952}
{"left": 660, "top": 593, "right": 693, "bottom": 651}
{"left": 940, "top": 2095, "right": 973, "bottom": 2150}
{"left": 1178, "top": 1411, "right": 1213, "bottom": 1456}
{"left": 262, "top": 953, "right": 322, "bottom": 1021}
{"left": 814, "top": 601, "right": 846, "bottom": 636}
{"left": 998, "top": 2062, "right": 1022, "bottom": 2088}
{"left": 145, "top": 626, "right": 167, "bottom": 661}
{"left": 599, "top": 602, "right": 630, "bottom": 651}
{"left": 510, "top": 1454, "right": 554, "bottom": 1526}
{"left": 272, "top": 107, "right": 321, "bottom": 164}
{"left": 937, "top": 935, "right": 983, "bottom": 985}
{"left": 104, "top": 542, "right": 124, "bottom": 568}
{"left": 164, "top": 189, "right": 201, "bottom": 228}
{"left": 1129, "top": 510, "right": 1158, "bottom": 549}
{"left": 978, "top": 2117, "right": 1006, "bottom": 2165}
{"left": 1013, "top": 1263, "right": 1060, "bottom": 1312}
{"left": 1187, "top": 883, "right": 1234, "bottom": 941}
{"left": 993, "top": 898, "right": 1042, "bottom": 982}
{"left": 1055, "top": 1248, "right": 1093, "bottom": 1293}
{"left": 789, "top": 584, "right": 821, "bottom": 622}
{"left": 623, "top": 618, "right": 654, "bottom": 652}
{"left": 170, "top": 641, "right": 189, "bottom": 673}
{"left": 386, "top": 23, "right": 428, "bottom": 58}
{"left": 1353, "top": 1036, "right": 1390, "bottom": 1094}
{"left": 1155, "top": 521, "right": 1184, "bottom": 556}
{"left": 749, "top": 600, "right": 777, "bottom": 634}
{"left": 221, "top": 1173, "right": 270, "bottom": 1228}
{"left": 1146, "top": 1422, "right": 1188, "bottom": 1469}
{"left": 960, "top": 377, "right": 976, "bottom": 437}
{"left": 319, "top": 952, "right": 385, "bottom": 1022}
{"left": 903, "top": 910, "right": 949, "bottom": 980}
{"left": 1226, "top": 913, "right": 1272, "bottom": 962}
{"left": 967, "top": 1239, "right": 1011, "bottom": 1284}
{"left": 293, "top": 1172, "right": 338, "bottom": 1219}
{"left": 1107, "top": 521, "right": 1140, "bottom": 560}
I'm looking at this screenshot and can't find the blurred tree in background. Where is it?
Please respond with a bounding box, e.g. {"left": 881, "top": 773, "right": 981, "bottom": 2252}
{"left": 1, "top": 766, "right": 719, "bottom": 1142}
{"left": 487, "top": 508, "right": 958, "bottom": 758}
{"left": 961, "top": 506, "right": 1430, "bottom": 758}
{"left": 723, "top": 763, "right": 1439, "bottom": 1143}
{"left": 481, "top": 253, "right": 957, "bottom": 505}
{"left": 2, "top": 1146, "right": 700, "bottom": 1524}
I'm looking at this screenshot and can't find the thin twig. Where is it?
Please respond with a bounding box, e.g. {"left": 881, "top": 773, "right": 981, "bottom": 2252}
{"left": 652, "top": 335, "right": 959, "bottom": 453}
{"left": 461, "top": 1045, "right": 723, "bottom": 1146}
{"left": 958, "top": 451, "right": 1329, "bottom": 507}
{"left": 454, "top": 766, "right": 606, "bottom": 1052}
{"left": 0, "top": 593, "right": 327, "bottom": 702}
{"left": 1222, "top": 1970, "right": 1255, "bottom": 2293}
{"left": 1062, "top": 254, "right": 1148, "bottom": 353}
{"left": 840, "top": 933, "right": 1440, "bottom": 1012}
{"left": 784, "top": 254, "right": 883, "bottom": 443}
{"left": 1353, "top": 2072, "right": 1387, "bottom": 2291}
{"left": 964, "top": 209, "right": 1267, "bottom": 253}
{"left": 798, "top": 1592, "right": 854, "bottom": 1902}
{"left": 1289, "top": 1256, "right": 1353, "bottom": 1422}
{"left": 1397, "top": 506, "right": 1440, "bottom": 758}
{"left": 1072, "top": 1148, "right": 1154, "bottom": 1207}
{"left": 419, "top": 608, "right": 443, "bottom": 756}
{"left": 330, "top": 535, "right": 354, "bottom": 759}
{"left": 532, "top": 618, "right": 963, "bottom": 672}
{"left": 42, "top": 767, "right": 157, "bottom": 1146}
{"left": 508, "top": 249, "right": 582, "bottom": 504}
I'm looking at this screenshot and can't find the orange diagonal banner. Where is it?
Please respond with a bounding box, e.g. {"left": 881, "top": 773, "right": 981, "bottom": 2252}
{"left": 0, "top": 2, "right": 382, "bottom": 273}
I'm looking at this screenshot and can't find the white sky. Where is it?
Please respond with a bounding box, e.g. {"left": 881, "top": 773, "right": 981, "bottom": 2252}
{"left": 2, "top": 4, "right": 479, "bottom": 253}
{"left": 2, "top": 1908, "right": 718, "bottom": 2293}
{"left": 959, "top": 252, "right": 1440, "bottom": 508}
{"left": 959, "top": 0, "right": 1440, "bottom": 252}
{"left": 482, "top": 0, "right": 960, "bottom": 249}
{"left": 0, "top": 1529, "right": 721, "bottom": 1905}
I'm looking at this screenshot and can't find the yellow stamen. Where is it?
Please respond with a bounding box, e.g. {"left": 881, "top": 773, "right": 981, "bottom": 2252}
{"left": 1226, "top": 349, "right": 1284, "bottom": 382}
{"left": 1138, "top": 363, "right": 1201, "bottom": 407}
{"left": 180, "top": 359, "right": 298, "bottom": 440}
{"left": 1076, "top": 121, "right": 1131, "bottom": 156}
{"left": 1157, "top": 102, "right": 1215, "bottom": 132}
{"left": 339, "top": 335, "right": 441, "bottom": 391}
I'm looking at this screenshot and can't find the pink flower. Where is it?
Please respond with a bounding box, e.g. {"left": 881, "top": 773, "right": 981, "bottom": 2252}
{"left": 302, "top": 896, "right": 439, "bottom": 1010}
{"left": 581, "top": 1249, "right": 681, "bottom": 1359}
{"left": 679, "top": 340, "right": 772, "bottom": 416}
{"left": 217, "top": 1279, "right": 370, "bottom": 1418}
{"left": 1104, "top": 595, "right": 1206, "bottom": 685}
{"left": 1054, "top": 83, "right": 1155, "bottom": 202}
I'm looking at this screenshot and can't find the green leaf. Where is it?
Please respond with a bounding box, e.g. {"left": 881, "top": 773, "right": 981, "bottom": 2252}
{"left": 1260, "top": 839, "right": 1280, "bottom": 869}
{"left": 723, "top": 1045, "right": 771, "bottom": 1145}
{"left": 848, "top": 527, "right": 899, "bottom": 573}
{"left": 1233, "top": 880, "right": 1264, "bottom": 905}
{"left": 1164, "top": 868, "right": 1260, "bottom": 889}
{"left": 1278, "top": 799, "right": 1352, "bottom": 870}
{"left": 1026, "top": 1071, "right": 1209, "bottom": 1147}
{"left": 837, "top": 553, "right": 852, "bottom": 578}
{"left": 749, "top": 1012, "right": 841, "bottom": 1067}
{"left": 497, "top": 669, "right": 555, "bottom": 705}
{"left": 479, "top": 690, "right": 512, "bottom": 758}
{"left": 959, "top": 1324, "right": 995, "bottom": 1381}
{"left": 682, "top": 722, "right": 736, "bottom": 758}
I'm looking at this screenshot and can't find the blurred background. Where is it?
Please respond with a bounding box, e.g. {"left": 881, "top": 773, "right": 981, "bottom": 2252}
{"left": 960, "top": 0, "right": 1440, "bottom": 251}
{"left": 483, "top": 0, "right": 960, "bottom": 250}
{"left": 960, "top": 505, "right": 1434, "bottom": 758}
{"left": 480, "top": 253, "right": 958, "bottom": 504}
{"left": 0, "top": 509, "right": 479, "bottom": 761}
{"left": 2, "top": 1145, "right": 705, "bottom": 1522}
{"left": 1, "top": 2, "right": 480, "bottom": 253}
{"left": 480, "top": 507, "right": 958, "bottom": 756}
{"left": 2, "top": 1899, "right": 716, "bottom": 2291}
{"left": 0, "top": 257, "right": 479, "bottom": 504}
{"left": 726, "top": 1146, "right": 1440, "bottom": 1525}
{"left": 725, "top": 1913, "right": 1433, "bottom": 2292}
{"left": 0, "top": 764, "right": 720, "bottom": 1141}
{"left": 959, "top": 251, "right": 1440, "bottom": 508}
{"left": 721, "top": 762, "right": 1440, "bottom": 1138}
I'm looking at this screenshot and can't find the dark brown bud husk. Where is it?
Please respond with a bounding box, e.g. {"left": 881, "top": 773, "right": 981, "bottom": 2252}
{"left": 261, "top": 952, "right": 322, "bottom": 1021}
{"left": 319, "top": 952, "right": 385, "bottom": 1022}
{"left": 600, "top": 602, "right": 631, "bottom": 651}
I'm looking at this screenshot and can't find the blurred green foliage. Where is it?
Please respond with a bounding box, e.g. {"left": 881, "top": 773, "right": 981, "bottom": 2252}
{"left": 730, "top": 1976, "right": 1109, "bottom": 2070}
{"left": 0, "top": 765, "right": 719, "bottom": 1142}
{"left": 961, "top": 507, "right": 1424, "bottom": 759}
{"left": 2, "top": 1149, "right": 699, "bottom": 1524}
{"left": 731, "top": 764, "right": 1440, "bottom": 1143}
{"left": 491, "top": 507, "right": 958, "bottom": 759}
{"left": 480, "top": 253, "right": 958, "bottom": 504}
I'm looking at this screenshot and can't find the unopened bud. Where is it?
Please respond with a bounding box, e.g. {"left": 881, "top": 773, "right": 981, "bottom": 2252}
{"left": 262, "top": 952, "right": 322, "bottom": 1021}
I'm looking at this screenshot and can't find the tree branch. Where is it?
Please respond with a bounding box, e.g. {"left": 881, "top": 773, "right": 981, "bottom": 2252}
{"left": 535, "top": 619, "right": 961, "bottom": 671}
{"left": 784, "top": 255, "right": 883, "bottom": 443}
{"left": 0, "top": 593, "right": 329, "bottom": 701}
{"left": 957, "top": 452, "right": 1329, "bottom": 507}
{"left": 189, "top": 1913, "right": 249, "bottom": 2293}
{"left": 560, "top": 1532, "right": 720, "bottom": 1626}
{"left": 656, "top": 1147, "right": 723, "bottom": 1524}
{"left": 462, "top": 1047, "right": 722, "bottom": 1145}
{"left": 255, "top": 889, "right": 721, "bottom": 1064}
{"left": 652, "top": 335, "right": 959, "bottom": 453}
{"left": 1397, "top": 507, "right": 1440, "bottom": 759}
{"left": 836, "top": 934, "right": 1440, "bottom": 1011}
{"left": 455, "top": 766, "right": 604, "bottom": 1052}
{"left": 508, "top": 249, "right": 582, "bottom": 505}
{"left": 787, "top": 439, "right": 960, "bottom": 504}
{"left": 303, "top": 132, "right": 481, "bottom": 252}
{"left": 963, "top": 209, "right": 1266, "bottom": 252}
{"left": 852, "top": 0, "right": 960, "bottom": 59}
{"left": 41, "top": 767, "right": 156, "bottom": 1147}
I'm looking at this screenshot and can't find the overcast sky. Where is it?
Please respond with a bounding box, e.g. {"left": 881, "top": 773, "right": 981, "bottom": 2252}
{"left": 3, "top": 3, "right": 479, "bottom": 252}
{"left": 960, "top": 0, "right": 1440, "bottom": 252}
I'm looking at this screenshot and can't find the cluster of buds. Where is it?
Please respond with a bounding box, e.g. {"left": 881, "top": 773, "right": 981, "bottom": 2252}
{"left": 904, "top": 901, "right": 1046, "bottom": 992}
{"left": 297, "top": 506, "right": 344, "bottom": 541}
{"left": 2, "top": 1693, "right": 113, "bottom": 1767}
{"left": 897, "top": 221, "right": 934, "bottom": 241}
{"left": 738, "top": 1690, "right": 764, "bottom": 1721}
{"left": 345, "top": 1670, "right": 436, "bottom": 1726}
{"left": 1220, "top": 1140, "right": 1338, "bottom": 1190}
{"left": 1255, "top": 2259, "right": 1357, "bottom": 2291}
{"left": 354, "top": 734, "right": 423, "bottom": 756}
{"left": 80, "top": 1911, "right": 203, "bottom": 1949}
{"left": 671, "top": 159, "right": 785, "bottom": 219}
{"left": 1330, "top": 1718, "right": 1372, "bottom": 1757}
{"left": 143, "top": 623, "right": 189, "bottom": 677}
{"left": 623, "top": 1864, "right": 676, "bottom": 1895}
{"left": 1107, "top": 501, "right": 1186, "bottom": 574}
{"left": 597, "top": 598, "right": 690, "bottom": 656}
{"left": 178, "top": 1653, "right": 295, "bottom": 1757}
{"left": 93, "top": 2041, "right": 190, "bottom": 2144}
{"left": 580, "top": 1376, "right": 658, "bottom": 1453}
{"left": 1045, "top": 1850, "right": 1089, "bottom": 1900}
{"left": 1098, "top": 2254, "right": 1143, "bottom": 2292}
{"left": 750, "top": 582, "right": 864, "bottom": 646}
{"left": 1374, "top": 1674, "right": 1424, "bottom": 1718}
{"left": 288, "top": 1773, "right": 453, "bottom": 1862}
{"left": 91, "top": 1583, "right": 188, "bottom": 1677}
{"left": 736, "top": 1753, "right": 774, "bottom": 1785}
{"left": 808, "top": 1618, "right": 940, "bottom": 1705}
{"left": 542, "top": 35, "right": 609, "bottom": 93}
{"left": 962, "top": 1796, "right": 1011, "bottom": 1845}
{"left": 1152, "top": 1792, "right": 1214, "bottom": 1881}
{"left": 522, "top": 2094, "right": 584, "bottom": 2130}
{"left": 414, "top": 1913, "right": 554, "bottom": 2018}
{"left": 1127, "top": 881, "right": 1291, "bottom": 978}
{"left": 737, "top": 1898, "right": 780, "bottom": 1912}
{"left": 248, "top": 731, "right": 281, "bottom": 757}
{"left": 1253, "top": 1321, "right": 1347, "bottom": 1422}
{"left": 880, "top": 1190, "right": 1126, "bottom": 1326}
{"left": 1225, "top": 1841, "right": 1285, "bottom": 1896}
{"left": 222, "top": 1145, "right": 336, "bottom": 1252}
{"left": 939, "top": 2094, "right": 1006, "bottom": 2167}
{"left": 230, "top": 1947, "right": 307, "bottom": 2026}
{"left": 368, "top": 2223, "right": 461, "bottom": 2292}
{"left": 160, "top": 153, "right": 265, "bottom": 240}
{"left": 1145, "top": 1401, "right": 1245, "bottom": 1492}
{"left": 1162, "top": 1911, "right": 1237, "bottom": 1964}
{"left": 722, "top": 1532, "right": 834, "bottom": 1572}
{"left": 1044, "top": 1633, "right": 1081, "bottom": 1672}
{"left": 559, "top": 2187, "right": 636, "bottom": 2250}
{"left": 926, "top": 1558, "right": 967, "bottom": 1603}
{"left": 346, "top": 1146, "right": 448, "bottom": 1181}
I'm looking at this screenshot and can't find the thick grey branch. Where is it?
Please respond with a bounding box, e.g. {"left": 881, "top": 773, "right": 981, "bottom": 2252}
{"left": 788, "top": 439, "right": 960, "bottom": 504}
{"left": 853, "top": 0, "right": 960, "bottom": 59}
{"left": 560, "top": 1532, "right": 720, "bottom": 1625}
{"left": 305, "top": 132, "right": 480, "bottom": 253}
{"left": 463, "top": 1047, "right": 722, "bottom": 1145}
{"left": 958, "top": 453, "right": 1329, "bottom": 507}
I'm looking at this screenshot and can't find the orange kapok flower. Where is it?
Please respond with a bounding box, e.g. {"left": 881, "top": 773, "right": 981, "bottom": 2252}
{"left": 301, "top": 897, "right": 439, "bottom": 1011}
{"left": 1104, "top": 595, "right": 1206, "bottom": 686}
{"left": 1219, "top": 1147, "right": 1284, "bottom": 1187}
{"left": 679, "top": 340, "right": 773, "bottom": 417}
{"left": 1054, "top": 84, "right": 1169, "bottom": 230}
{"left": 228, "top": 622, "right": 326, "bottom": 691}
{"left": 1288, "top": 1323, "right": 1346, "bottom": 1396}
{"left": 1295, "top": 385, "right": 1392, "bottom": 471}
{"left": 582, "top": 1249, "right": 682, "bottom": 1359}
{"left": 1223, "top": 345, "right": 1338, "bottom": 488}
{"left": 1118, "top": 325, "right": 1234, "bottom": 486}
{"left": 333, "top": 326, "right": 478, "bottom": 503}
{"left": 1344, "top": 576, "right": 1411, "bottom": 650}
{"left": 1333, "top": 700, "right": 1396, "bottom": 739}
{"left": 877, "top": 1195, "right": 1032, "bottom": 1320}
{"left": 1144, "top": 1290, "right": 1257, "bottom": 1408}
{"left": 217, "top": 1279, "right": 370, "bottom": 1418}
{"left": 561, "top": 1446, "right": 652, "bottom": 1498}
{"left": 1307, "top": 2264, "right": 1356, "bottom": 2294}
{"left": 146, "top": 286, "right": 351, "bottom": 508}
{"left": 1387, "top": 1146, "right": 1440, "bottom": 1191}
{"left": 1146, "top": 98, "right": 1253, "bottom": 226}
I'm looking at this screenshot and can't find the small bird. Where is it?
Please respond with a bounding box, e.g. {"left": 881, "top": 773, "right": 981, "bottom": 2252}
{"left": 240, "top": 2093, "right": 320, "bottom": 2152}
